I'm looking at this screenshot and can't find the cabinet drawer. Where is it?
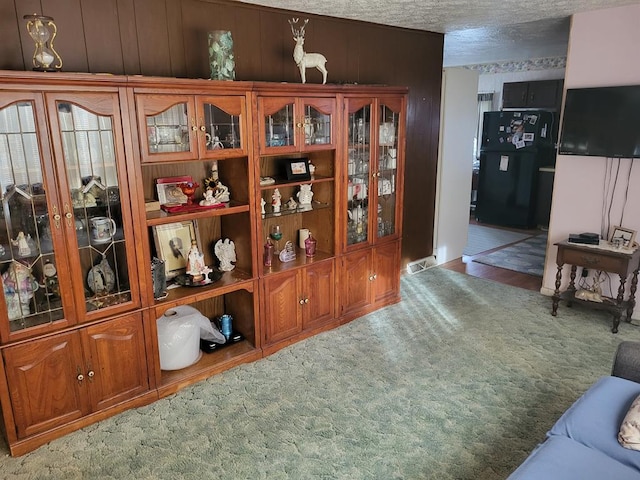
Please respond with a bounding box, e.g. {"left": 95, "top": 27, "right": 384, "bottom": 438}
{"left": 558, "top": 248, "right": 628, "bottom": 275}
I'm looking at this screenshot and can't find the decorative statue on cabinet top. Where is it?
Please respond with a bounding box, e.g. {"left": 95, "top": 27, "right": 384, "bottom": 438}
{"left": 288, "top": 18, "right": 328, "bottom": 85}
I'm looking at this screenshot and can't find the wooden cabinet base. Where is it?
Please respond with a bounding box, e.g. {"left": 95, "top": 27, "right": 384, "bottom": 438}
{"left": 4, "top": 391, "right": 157, "bottom": 458}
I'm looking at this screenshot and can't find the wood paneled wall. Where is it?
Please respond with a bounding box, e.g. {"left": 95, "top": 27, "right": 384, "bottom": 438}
{"left": 0, "top": 0, "right": 443, "bottom": 267}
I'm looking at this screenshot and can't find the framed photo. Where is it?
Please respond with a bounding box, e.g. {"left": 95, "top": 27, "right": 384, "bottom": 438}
{"left": 156, "top": 176, "right": 192, "bottom": 205}
{"left": 283, "top": 158, "right": 311, "bottom": 181}
{"left": 152, "top": 221, "right": 200, "bottom": 279}
{"left": 610, "top": 226, "right": 637, "bottom": 248}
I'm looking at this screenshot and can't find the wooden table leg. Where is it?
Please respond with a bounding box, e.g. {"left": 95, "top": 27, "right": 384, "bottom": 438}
{"left": 552, "top": 264, "right": 563, "bottom": 316}
{"left": 628, "top": 270, "right": 639, "bottom": 321}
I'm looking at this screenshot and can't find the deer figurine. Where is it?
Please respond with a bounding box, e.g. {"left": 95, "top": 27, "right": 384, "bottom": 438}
{"left": 288, "top": 18, "right": 328, "bottom": 85}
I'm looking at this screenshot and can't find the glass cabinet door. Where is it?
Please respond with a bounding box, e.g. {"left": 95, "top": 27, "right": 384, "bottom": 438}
{"left": 0, "top": 94, "right": 72, "bottom": 338}
{"left": 345, "top": 101, "right": 372, "bottom": 247}
{"left": 301, "top": 99, "right": 334, "bottom": 148}
{"left": 136, "top": 95, "right": 195, "bottom": 163}
{"left": 49, "top": 93, "right": 139, "bottom": 319}
{"left": 198, "top": 97, "right": 245, "bottom": 157}
{"left": 259, "top": 97, "right": 296, "bottom": 153}
{"left": 376, "top": 102, "right": 401, "bottom": 240}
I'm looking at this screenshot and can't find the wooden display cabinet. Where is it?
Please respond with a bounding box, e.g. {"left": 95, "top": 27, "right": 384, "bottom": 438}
{"left": 338, "top": 94, "right": 405, "bottom": 321}
{"left": 0, "top": 72, "right": 408, "bottom": 457}
{"left": 1, "top": 312, "right": 151, "bottom": 456}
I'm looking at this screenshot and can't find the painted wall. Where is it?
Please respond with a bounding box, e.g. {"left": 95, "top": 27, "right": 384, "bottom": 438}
{"left": 434, "top": 68, "right": 479, "bottom": 264}
{"left": 543, "top": 4, "right": 640, "bottom": 319}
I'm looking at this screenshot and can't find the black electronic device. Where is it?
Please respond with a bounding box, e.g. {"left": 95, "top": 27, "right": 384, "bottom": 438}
{"left": 568, "top": 233, "right": 600, "bottom": 245}
{"left": 200, "top": 332, "right": 244, "bottom": 353}
{"left": 559, "top": 85, "right": 640, "bottom": 158}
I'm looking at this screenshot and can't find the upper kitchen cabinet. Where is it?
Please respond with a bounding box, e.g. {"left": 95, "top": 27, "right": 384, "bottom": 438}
{"left": 256, "top": 96, "right": 335, "bottom": 155}
{"left": 502, "top": 80, "right": 564, "bottom": 110}
{"left": 135, "top": 94, "right": 247, "bottom": 163}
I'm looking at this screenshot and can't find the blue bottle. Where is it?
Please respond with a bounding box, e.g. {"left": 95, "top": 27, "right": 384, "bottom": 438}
{"left": 220, "top": 314, "right": 233, "bottom": 340}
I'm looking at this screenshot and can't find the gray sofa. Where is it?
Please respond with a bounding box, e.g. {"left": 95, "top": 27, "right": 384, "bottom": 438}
{"left": 508, "top": 341, "right": 640, "bottom": 479}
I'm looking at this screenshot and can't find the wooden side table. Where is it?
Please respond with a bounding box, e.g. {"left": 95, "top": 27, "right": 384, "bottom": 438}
{"left": 552, "top": 240, "right": 640, "bottom": 333}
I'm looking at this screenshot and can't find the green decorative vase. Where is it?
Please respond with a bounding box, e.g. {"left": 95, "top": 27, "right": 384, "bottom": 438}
{"left": 208, "top": 30, "right": 235, "bottom": 81}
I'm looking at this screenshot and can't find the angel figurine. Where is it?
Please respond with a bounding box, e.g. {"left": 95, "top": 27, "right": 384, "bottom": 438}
{"left": 214, "top": 238, "right": 236, "bottom": 271}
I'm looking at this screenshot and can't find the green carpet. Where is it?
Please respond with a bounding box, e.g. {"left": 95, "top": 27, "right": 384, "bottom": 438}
{"left": 2, "top": 267, "right": 640, "bottom": 479}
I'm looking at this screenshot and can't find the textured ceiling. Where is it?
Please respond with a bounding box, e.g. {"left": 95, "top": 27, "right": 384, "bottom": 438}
{"left": 234, "top": 0, "right": 640, "bottom": 66}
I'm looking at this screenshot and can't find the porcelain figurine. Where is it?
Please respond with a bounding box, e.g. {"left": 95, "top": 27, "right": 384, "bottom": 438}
{"left": 261, "top": 198, "right": 266, "bottom": 217}
{"left": 200, "top": 188, "right": 217, "bottom": 206}
{"left": 186, "top": 240, "right": 212, "bottom": 283}
{"left": 297, "top": 184, "right": 313, "bottom": 209}
{"left": 214, "top": 238, "right": 236, "bottom": 271}
{"left": 286, "top": 197, "right": 298, "bottom": 210}
{"left": 2, "top": 261, "right": 38, "bottom": 321}
{"left": 12, "top": 232, "right": 31, "bottom": 257}
{"left": 87, "top": 256, "right": 116, "bottom": 295}
{"left": 213, "top": 181, "right": 230, "bottom": 203}
{"left": 272, "top": 188, "right": 282, "bottom": 214}
{"left": 288, "top": 18, "right": 328, "bottom": 84}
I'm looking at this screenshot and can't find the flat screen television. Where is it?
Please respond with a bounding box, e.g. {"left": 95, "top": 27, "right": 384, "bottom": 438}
{"left": 559, "top": 85, "right": 640, "bottom": 158}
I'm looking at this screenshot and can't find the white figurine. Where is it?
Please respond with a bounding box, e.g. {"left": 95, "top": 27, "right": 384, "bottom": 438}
{"left": 272, "top": 188, "right": 282, "bottom": 213}
{"left": 288, "top": 18, "right": 328, "bottom": 84}
{"left": 199, "top": 188, "right": 217, "bottom": 206}
{"left": 286, "top": 197, "right": 298, "bottom": 210}
{"left": 261, "top": 198, "right": 266, "bottom": 217}
{"left": 213, "top": 181, "right": 230, "bottom": 203}
{"left": 297, "top": 184, "right": 313, "bottom": 208}
{"left": 12, "top": 232, "right": 31, "bottom": 257}
{"left": 214, "top": 238, "right": 236, "bottom": 271}
{"left": 186, "top": 240, "right": 212, "bottom": 282}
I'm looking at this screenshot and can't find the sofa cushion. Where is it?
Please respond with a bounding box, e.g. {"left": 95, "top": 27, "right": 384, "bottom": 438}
{"left": 620, "top": 394, "right": 640, "bottom": 450}
{"left": 508, "top": 435, "right": 640, "bottom": 479}
{"left": 548, "top": 375, "right": 640, "bottom": 471}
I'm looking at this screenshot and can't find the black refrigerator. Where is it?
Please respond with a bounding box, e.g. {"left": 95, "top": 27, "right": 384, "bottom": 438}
{"left": 476, "top": 110, "right": 557, "bottom": 228}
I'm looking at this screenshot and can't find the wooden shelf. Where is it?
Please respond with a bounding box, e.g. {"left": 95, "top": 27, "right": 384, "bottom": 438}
{"left": 153, "top": 270, "right": 254, "bottom": 308}
{"left": 262, "top": 201, "right": 330, "bottom": 219}
{"left": 259, "top": 174, "right": 334, "bottom": 191}
{"left": 262, "top": 250, "right": 333, "bottom": 276}
{"left": 146, "top": 201, "right": 249, "bottom": 226}
{"left": 157, "top": 339, "right": 261, "bottom": 397}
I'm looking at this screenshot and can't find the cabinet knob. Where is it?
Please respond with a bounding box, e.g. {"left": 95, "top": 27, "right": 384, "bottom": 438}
{"left": 77, "top": 373, "right": 84, "bottom": 382}
{"left": 299, "top": 299, "right": 305, "bottom": 305}
{"left": 373, "top": 274, "right": 377, "bottom": 280}
{"left": 200, "top": 125, "right": 206, "bottom": 132}
{"left": 304, "top": 298, "right": 309, "bottom": 304}
{"left": 369, "top": 275, "right": 374, "bottom": 281}
{"left": 52, "top": 205, "right": 61, "bottom": 229}
{"left": 87, "top": 370, "right": 95, "bottom": 381}
{"left": 296, "top": 122, "right": 303, "bottom": 128}
{"left": 64, "top": 203, "right": 72, "bottom": 227}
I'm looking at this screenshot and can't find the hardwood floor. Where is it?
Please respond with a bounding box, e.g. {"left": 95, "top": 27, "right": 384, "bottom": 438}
{"left": 439, "top": 218, "right": 544, "bottom": 292}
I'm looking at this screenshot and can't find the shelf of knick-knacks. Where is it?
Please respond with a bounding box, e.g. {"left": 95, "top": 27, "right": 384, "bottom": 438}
{"left": 262, "top": 201, "right": 330, "bottom": 219}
